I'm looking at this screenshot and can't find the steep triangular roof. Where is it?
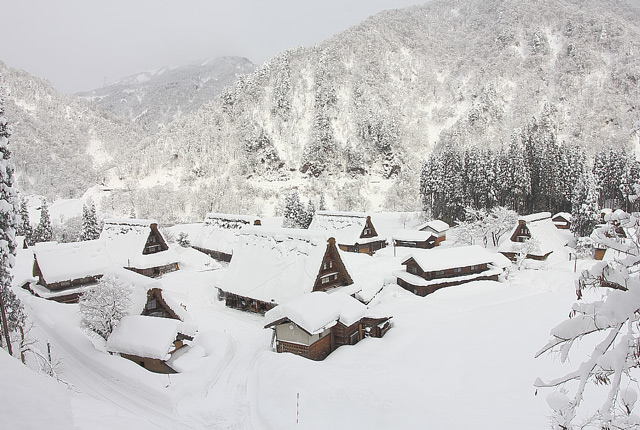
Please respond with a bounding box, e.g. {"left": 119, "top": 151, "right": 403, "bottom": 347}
{"left": 32, "top": 239, "right": 111, "bottom": 284}
{"left": 221, "top": 226, "right": 353, "bottom": 304}
{"left": 499, "top": 212, "right": 567, "bottom": 257}
{"left": 309, "top": 211, "right": 381, "bottom": 245}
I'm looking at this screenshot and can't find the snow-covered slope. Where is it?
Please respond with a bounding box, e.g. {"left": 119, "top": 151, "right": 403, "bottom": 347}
{"left": 78, "top": 56, "right": 256, "bottom": 134}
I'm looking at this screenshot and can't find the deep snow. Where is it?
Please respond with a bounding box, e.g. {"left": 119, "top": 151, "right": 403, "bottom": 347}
{"left": 3, "top": 216, "right": 594, "bottom": 429}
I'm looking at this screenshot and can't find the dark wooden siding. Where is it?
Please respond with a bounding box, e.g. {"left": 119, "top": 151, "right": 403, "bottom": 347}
{"left": 277, "top": 334, "right": 332, "bottom": 361}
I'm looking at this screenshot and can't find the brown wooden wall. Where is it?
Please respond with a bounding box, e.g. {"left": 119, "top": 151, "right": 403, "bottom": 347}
{"left": 192, "top": 246, "right": 232, "bottom": 262}
{"left": 397, "top": 273, "right": 500, "bottom": 297}
{"left": 277, "top": 334, "right": 332, "bottom": 361}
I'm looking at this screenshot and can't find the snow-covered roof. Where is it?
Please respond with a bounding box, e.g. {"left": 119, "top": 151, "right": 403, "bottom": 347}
{"left": 203, "top": 212, "right": 260, "bottom": 228}
{"left": 221, "top": 226, "right": 345, "bottom": 304}
{"left": 402, "top": 245, "right": 504, "bottom": 272}
{"left": 417, "top": 219, "right": 450, "bottom": 234}
{"left": 552, "top": 212, "right": 572, "bottom": 222}
{"left": 100, "top": 219, "right": 178, "bottom": 269}
{"left": 309, "top": 210, "right": 381, "bottom": 245}
{"left": 499, "top": 213, "right": 567, "bottom": 257}
{"left": 394, "top": 266, "right": 505, "bottom": 287}
{"left": 191, "top": 225, "right": 241, "bottom": 255}
{"left": 264, "top": 291, "right": 366, "bottom": 335}
{"left": 107, "top": 315, "right": 182, "bottom": 361}
{"left": 392, "top": 230, "right": 436, "bottom": 242}
{"left": 33, "top": 240, "right": 112, "bottom": 284}
{"left": 520, "top": 212, "right": 552, "bottom": 223}
{"left": 100, "top": 267, "right": 197, "bottom": 336}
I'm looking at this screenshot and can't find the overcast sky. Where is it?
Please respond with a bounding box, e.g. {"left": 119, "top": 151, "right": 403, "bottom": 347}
{"left": 1, "top": 0, "right": 426, "bottom": 94}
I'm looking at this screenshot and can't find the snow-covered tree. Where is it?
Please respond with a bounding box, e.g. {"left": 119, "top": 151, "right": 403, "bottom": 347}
{"left": 571, "top": 169, "right": 600, "bottom": 238}
{"left": 535, "top": 210, "right": 640, "bottom": 428}
{"left": 177, "top": 232, "right": 190, "bottom": 248}
{"left": 79, "top": 274, "right": 132, "bottom": 341}
{"left": 0, "top": 83, "right": 25, "bottom": 357}
{"left": 81, "top": 202, "right": 100, "bottom": 241}
{"left": 16, "top": 196, "right": 32, "bottom": 243}
{"left": 32, "top": 198, "right": 53, "bottom": 243}
{"left": 282, "top": 190, "right": 306, "bottom": 228}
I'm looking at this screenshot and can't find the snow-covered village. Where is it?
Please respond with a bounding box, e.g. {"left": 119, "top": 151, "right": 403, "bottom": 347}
{"left": 2, "top": 0, "right": 640, "bottom": 429}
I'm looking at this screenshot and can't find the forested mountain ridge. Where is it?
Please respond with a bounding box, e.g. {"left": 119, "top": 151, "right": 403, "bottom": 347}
{"left": 0, "top": 61, "right": 146, "bottom": 199}
{"left": 78, "top": 56, "right": 256, "bottom": 134}
{"left": 136, "top": 0, "right": 640, "bottom": 216}
{"left": 2, "top": 0, "right": 640, "bottom": 221}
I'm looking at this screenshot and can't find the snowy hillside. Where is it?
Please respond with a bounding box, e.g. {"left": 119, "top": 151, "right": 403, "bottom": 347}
{"left": 5, "top": 216, "right": 595, "bottom": 429}
{"left": 78, "top": 56, "right": 256, "bottom": 134}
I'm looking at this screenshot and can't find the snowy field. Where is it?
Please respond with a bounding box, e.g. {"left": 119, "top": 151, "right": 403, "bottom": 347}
{"left": 4, "top": 216, "right": 593, "bottom": 429}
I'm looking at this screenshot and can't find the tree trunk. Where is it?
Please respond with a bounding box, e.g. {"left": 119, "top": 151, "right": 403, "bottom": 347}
{"left": 0, "top": 288, "right": 14, "bottom": 356}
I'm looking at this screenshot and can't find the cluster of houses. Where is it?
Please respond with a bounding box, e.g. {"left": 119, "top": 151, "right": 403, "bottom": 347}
{"left": 19, "top": 209, "right": 580, "bottom": 370}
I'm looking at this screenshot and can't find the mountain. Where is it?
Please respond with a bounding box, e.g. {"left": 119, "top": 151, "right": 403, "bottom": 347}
{"left": 3, "top": 0, "right": 640, "bottom": 221}
{"left": 0, "top": 61, "right": 147, "bottom": 199}
{"left": 77, "top": 56, "right": 256, "bottom": 133}
{"left": 131, "top": 0, "right": 640, "bottom": 217}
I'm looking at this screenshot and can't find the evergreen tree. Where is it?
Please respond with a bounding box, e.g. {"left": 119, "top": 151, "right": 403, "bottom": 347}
{"left": 32, "top": 198, "right": 53, "bottom": 244}
{"left": 16, "top": 197, "right": 33, "bottom": 243}
{"left": 319, "top": 194, "right": 327, "bottom": 211}
{"left": 282, "top": 190, "right": 305, "bottom": 228}
{"left": 81, "top": 202, "right": 100, "bottom": 241}
{"left": 0, "top": 82, "right": 25, "bottom": 356}
{"left": 302, "top": 200, "right": 315, "bottom": 229}
{"left": 571, "top": 169, "right": 600, "bottom": 237}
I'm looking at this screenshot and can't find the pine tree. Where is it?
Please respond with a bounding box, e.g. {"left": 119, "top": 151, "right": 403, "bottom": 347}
{"left": 282, "top": 190, "right": 305, "bottom": 228}
{"left": 33, "top": 198, "right": 53, "bottom": 244}
{"left": 81, "top": 202, "right": 100, "bottom": 241}
{"left": 0, "top": 80, "right": 25, "bottom": 356}
{"left": 16, "top": 196, "right": 33, "bottom": 243}
{"left": 571, "top": 168, "right": 600, "bottom": 237}
{"left": 302, "top": 200, "right": 315, "bottom": 229}
{"left": 319, "top": 194, "right": 327, "bottom": 211}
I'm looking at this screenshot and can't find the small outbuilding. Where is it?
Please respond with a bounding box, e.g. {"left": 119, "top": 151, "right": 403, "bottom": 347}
{"left": 392, "top": 230, "right": 437, "bottom": 249}
{"left": 552, "top": 212, "right": 572, "bottom": 230}
{"left": 309, "top": 211, "right": 387, "bottom": 255}
{"left": 416, "top": 220, "right": 449, "bottom": 245}
{"left": 394, "top": 245, "right": 509, "bottom": 296}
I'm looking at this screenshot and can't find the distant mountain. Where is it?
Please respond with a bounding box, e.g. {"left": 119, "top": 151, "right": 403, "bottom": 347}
{"left": 0, "top": 61, "right": 146, "bottom": 199}
{"left": 78, "top": 56, "right": 256, "bottom": 133}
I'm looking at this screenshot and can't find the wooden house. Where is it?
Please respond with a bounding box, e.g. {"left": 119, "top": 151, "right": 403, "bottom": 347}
{"left": 498, "top": 212, "right": 567, "bottom": 261}
{"left": 392, "top": 230, "right": 437, "bottom": 249}
{"left": 416, "top": 220, "right": 449, "bottom": 245}
{"left": 191, "top": 213, "right": 261, "bottom": 262}
{"left": 219, "top": 227, "right": 354, "bottom": 314}
{"left": 30, "top": 240, "right": 112, "bottom": 303}
{"left": 264, "top": 292, "right": 391, "bottom": 361}
{"left": 552, "top": 212, "right": 572, "bottom": 230}
{"left": 100, "top": 219, "right": 179, "bottom": 277}
{"left": 104, "top": 268, "right": 196, "bottom": 373}
{"left": 394, "top": 245, "right": 509, "bottom": 296}
{"left": 590, "top": 211, "right": 638, "bottom": 260}
{"left": 309, "top": 211, "right": 387, "bottom": 255}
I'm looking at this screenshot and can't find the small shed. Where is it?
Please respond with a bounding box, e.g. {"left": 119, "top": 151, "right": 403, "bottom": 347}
{"left": 552, "top": 212, "right": 572, "bottom": 230}
{"left": 219, "top": 226, "right": 354, "bottom": 314}
{"left": 416, "top": 220, "right": 449, "bottom": 245}
{"left": 394, "top": 245, "right": 509, "bottom": 296}
{"left": 264, "top": 291, "right": 391, "bottom": 361}
{"left": 101, "top": 219, "right": 179, "bottom": 277}
{"left": 309, "top": 211, "right": 387, "bottom": 255}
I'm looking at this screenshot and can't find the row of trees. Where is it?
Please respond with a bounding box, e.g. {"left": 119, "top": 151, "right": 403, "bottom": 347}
{"left": 281, "top": 190, "right": 327, "bottom": 229}
{"left": 420, "top": 115, "right": 638, "bottom": 228}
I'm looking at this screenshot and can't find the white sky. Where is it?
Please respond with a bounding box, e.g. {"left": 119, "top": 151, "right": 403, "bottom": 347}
{"left": 0, "top": 0, "right": 426, "bottom": 94}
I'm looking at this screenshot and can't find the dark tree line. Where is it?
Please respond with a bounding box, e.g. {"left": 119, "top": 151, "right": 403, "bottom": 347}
{"left": 420, "top": 115, "right": 638, "bottom": 227}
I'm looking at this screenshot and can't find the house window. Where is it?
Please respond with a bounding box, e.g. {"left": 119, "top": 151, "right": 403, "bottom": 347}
{"left": 146, "top": 299, "right": 157, "bottom": 310}
{"left": 321, "top": 276, "right": 331, "bottom": 284}
{"left": 349, "top": 331, "right": 359, "bottom": 345}
{"left": 323, "top": 260, "right": 333, "bottom": 270}
{"left": 436, "top": 270, "right": 445, "bottom": 275}
{"left": 470, "top": 265, "right": 479, "bottom": 271}
{"left": 408, "top": 266, "right": 419, "bottom": 275}
{"left": 454, "top": 267, "right": 462, "bottom": 273}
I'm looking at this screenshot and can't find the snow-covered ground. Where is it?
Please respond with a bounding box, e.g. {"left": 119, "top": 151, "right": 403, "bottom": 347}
{"left": 5, "top": 218, "right": 592, "bottom": 429}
